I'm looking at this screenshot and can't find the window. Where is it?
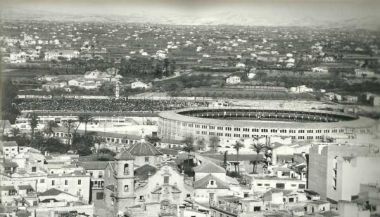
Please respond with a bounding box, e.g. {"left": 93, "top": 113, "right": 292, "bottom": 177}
{"left": 164, "top": 176, "right": 169, "bottom": 184}
{"left": 234, "top": 134, "right": 240, "bottom": 138}
{"left": 289, "top": 198, "right": 294, "bottom": 203}
{"left": 276, "top": 183, "right": 285, "bottom": 189}
{"left": 209, "top": 126, "right": 215, "bottom": 130}
{"left": 270, "top": 129, "right": 277, "bottom": 133}
{"left": 210, "top": 180, "right": 214, "bottom": 185}
{"left": 298, "top": 130, "right": 305, "bottom": 133}
{"left": 254, "top": 206, "right": 261, "bottom": 211}
{"left": 96, "top": 192, "right": 104, "bottom": 200}
{"left": 65, "top": 180, "right": 68, "bottom": 185}
{"left": 209, "top": 132, "right": 215, "bottom": 136}
{"left": 40, "top": 179, "right": 45, "bottom": 183}
{"left": 52, "top": 180, "right": 55, "bottom": 186}
{"left": 78, "top": 179, "right": 81, "bottom": 185}
{"left": 257, "top": 183, "right": 262, "bottom": 186}
{"left": 299, "top": 184, "right": 306, "bottom": 189}
{"left": 217, "top": 132, "right": 223, "bottom": 136}
{"left": 217, "top": 127, "right": 223, "bottom": 130}
{"left": 307, "top": 130, "right": 313, "bottom": 133}
{"left": 124, "top": 185, "right": 129, "bottom": 192}
{"left": 145, "top": 157, "right": 149, "bottom": 162}
{"left": 252, "top": 128, "right": 259, "bottom": 132}
{"left": 234, "top": 128, "right": 241, "bottom": 131}
{"left": 202, "top": 125, "right": 207, "bottom": 129}
{"left": 261, "top": 129, "right": 268, "bottom": 133}
{"left": 225, "top": 133, "right": 231, "bottom": 137}
{"left": 225, "top": 127, "right": 232, "bottom": 131}
{"left": 124, "top": 163, "right": 129, "bottom": 175}
{"left": 243, "top": 128, "right": 249, "bottom": 132}
{"left": 289, "top": 130, "right": 296, "bottom": 133}
{"left": 202, "top": 131, "right": 207, "bottom": 135}
{"left": 32, "top": 167, "right": 36, "bottom": 172}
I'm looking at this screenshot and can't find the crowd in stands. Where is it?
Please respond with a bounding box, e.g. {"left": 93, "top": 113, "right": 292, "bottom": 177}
{"left": 15, "top": 98, "right": 209, "bottom": 112}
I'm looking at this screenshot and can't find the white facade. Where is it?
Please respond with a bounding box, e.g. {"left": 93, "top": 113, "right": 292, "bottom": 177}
{"left": 131, "top": 81, "right": 149, "bottom": 89}
{"left": 226, "top": 76, "right": 241, "bottom": 84}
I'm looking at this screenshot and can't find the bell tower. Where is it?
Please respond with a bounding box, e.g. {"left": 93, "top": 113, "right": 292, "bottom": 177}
{"left": 114, "top": 150, "right": 135, "bottom": 215}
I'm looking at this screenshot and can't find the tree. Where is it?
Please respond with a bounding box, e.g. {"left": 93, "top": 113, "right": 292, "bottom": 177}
{"left": 10, "top": 127, "right": 20, "bottom": 137}
{"left": 250, "top": 142, "right": 266, "bottom": 174}
{"left": 209, "top": 136, "right": 220, "bottom": 152}
{"left": 223, "top": 151, "right": 228, "bottom": 169}
{"left": 63, "top": 120, "right": 76, "bottom": 145}
{"left": 78, "top": 113, "right": 93, "bottom": 135}
{"left": 145, "top": 135, "right": 161, "bottom": 146}
{"left": 29, "top": 113, "right": 39, "bottom": 143}
{"left": 71, "top": 133, "right": 95, "bottom": 156}
{"left": 196, "top": 138, "right": 206, "bottom": 151}
{"left": 233, "top": 140, "right": 244, "bottom": 174}
{"left": 43, "top": 137, "right": 69, "bottom": 154}
{"left": 98, "top": 148, "right": 116, "bottom": 156}
{"left": 0, "top": 78, "right": 20, "bottom": 124}
{"left": 182, "top": 135, "right": 195, "bottom": 174}
{"left": 43, "top": 121, "right": 58, "bottom": 137}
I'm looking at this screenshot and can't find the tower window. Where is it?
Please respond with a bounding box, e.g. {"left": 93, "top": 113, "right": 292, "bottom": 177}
{"left": 124, "top": 185, "right": 129, "bottom": 192}
{"left": 124, "top": 163, "right": 129, "bottom": 175}
{"left": 164, "top": 176, "right": 169, "bottom": 184}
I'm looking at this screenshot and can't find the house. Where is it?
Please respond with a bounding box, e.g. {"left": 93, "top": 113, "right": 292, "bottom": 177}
{"left": 0, "top": 141, "right": 19, "bottom": 158}
{"left": 355, "top": 69, "right": 376, "bottom": 78}
{"left": 131, "top": 81, "right": 149, "bottom": 89}
{"left": 84, "top": 70, "right": 111, "bottom": 80}
{"left": 312, "top": 67, "right": 329, "bottom": 74}
{"left": 77, "top": 161, "right": 109, "bottom": 203}
{"left": 193, "top": 162, "right": 236, "bottom": 204}
{"left": 210, "top": 195, "right": 265, "bottom": 217}
{"left": 44, "top": 50, "right": 79, "bottom": 61}
{"left": 226, "top": 76, "right": 241, "bottom": 84}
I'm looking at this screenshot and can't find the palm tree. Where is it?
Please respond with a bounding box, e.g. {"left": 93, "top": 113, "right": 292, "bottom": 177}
{"left": 250, "top": 143, "right": 265, "bottom": 174}
{"left": 10, "top": 127, "right": 20, "bottom": 137}
{"left": 233, "top": 140, "right": 244, "bottom": 174}
{"left": 29, "top": 113, "right": 39, "bottom": 143}
{"left": 63, "top": 120, "right": 76, "bottom": 145}
{"left": 78, "top": 113, "right": 93, "bottom": 135}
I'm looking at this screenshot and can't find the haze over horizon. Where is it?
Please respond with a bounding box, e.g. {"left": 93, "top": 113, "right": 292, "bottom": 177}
{"left": 1, "top": 0, "right": 380, "bottom": 29}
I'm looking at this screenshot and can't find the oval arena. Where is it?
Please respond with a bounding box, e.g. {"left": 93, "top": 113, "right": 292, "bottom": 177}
{"left": 158, "top": 107, "right": 377, "bottom": 144}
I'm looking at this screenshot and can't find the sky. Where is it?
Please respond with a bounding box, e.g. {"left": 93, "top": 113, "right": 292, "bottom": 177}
{"left": 1, "top": 0, "right": 380, "bottom": 29}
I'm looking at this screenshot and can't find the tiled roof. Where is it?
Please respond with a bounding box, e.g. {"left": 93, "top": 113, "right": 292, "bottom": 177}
{"left": 115, "top": 150, "right": 135, "bottom": 161}
{"left": 134, "top": 164, "right": 157, "bottom": 180}
{"left": 127, "top": 142, "right": 162, "bottom": 156}
{"left": 39, "top": 188, "right": 66, "bottom": 196}
{"left": 0, "top": 141, "right": 18, "bottom": 147}
{"left": 78, "top": 161, "right": 109, "bottom": 170}
{"left": 194, "top": 174, "right": 229, "bottom": 189}
{"left": 18, "top": 185, "right": 34, "bottom": 190}
{"left": 193, "top": 162, "right": 225, "bottom": 173}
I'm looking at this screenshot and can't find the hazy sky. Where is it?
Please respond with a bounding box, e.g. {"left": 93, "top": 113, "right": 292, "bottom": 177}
{"left": 1, "top": 0, "right": 380, "bottom": 29}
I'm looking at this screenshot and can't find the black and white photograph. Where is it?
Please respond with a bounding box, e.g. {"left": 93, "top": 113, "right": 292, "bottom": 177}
{"left": 0, "top": 0, "right": 379, "bottom": 217}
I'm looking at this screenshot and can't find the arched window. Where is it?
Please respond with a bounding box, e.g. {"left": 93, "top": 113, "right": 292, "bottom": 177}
{"left": 124, "top": 163, "right": 129, "bottom": 175}
{"left": 124, "top": 185, "right": 129, "bottom": 192}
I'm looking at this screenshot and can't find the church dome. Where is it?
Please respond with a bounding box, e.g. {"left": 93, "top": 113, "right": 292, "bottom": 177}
{"left": 114, "top": 149, "right": 135, "bottom": 161}
{"left": 127, "top": 142, "right": 162, "bottom": 156}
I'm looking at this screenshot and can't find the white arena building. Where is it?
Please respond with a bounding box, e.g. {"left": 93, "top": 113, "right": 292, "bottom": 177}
{"left": 158, "top": 107, "right": 378, "bottom": 148}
